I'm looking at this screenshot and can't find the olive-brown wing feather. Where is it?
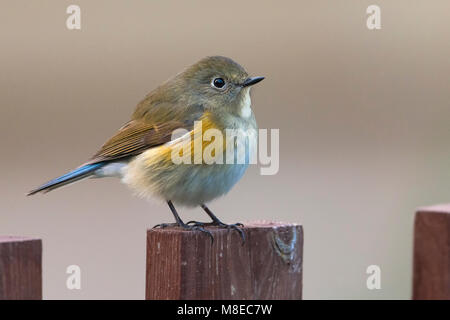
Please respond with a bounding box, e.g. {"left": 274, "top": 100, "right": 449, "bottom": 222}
{"left": 86, "top": 120, "right": 186, "bottom": 164}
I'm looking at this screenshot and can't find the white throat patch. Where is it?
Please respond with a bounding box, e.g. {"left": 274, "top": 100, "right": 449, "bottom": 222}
{"left": 239, "top": 90, "right": 252, "bottom": 118}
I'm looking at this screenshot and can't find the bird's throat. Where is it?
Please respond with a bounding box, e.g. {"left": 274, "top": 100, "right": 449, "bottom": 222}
{"left": 239, "top": 89, "right": 252, "bottom": 118}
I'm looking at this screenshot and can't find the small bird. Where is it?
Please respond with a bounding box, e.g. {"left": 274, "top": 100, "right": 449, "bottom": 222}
{"left": 28, "top": 56, "right": 264, "bottom": 241}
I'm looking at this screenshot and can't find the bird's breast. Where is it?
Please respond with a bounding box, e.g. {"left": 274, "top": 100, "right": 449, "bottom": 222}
{"left": 122, "top": 112, "right": 257, "bottom": 206}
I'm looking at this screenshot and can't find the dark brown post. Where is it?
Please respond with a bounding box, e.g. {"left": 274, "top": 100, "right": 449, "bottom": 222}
{"left": 413, "top": 205, "right": 450, "bottom": 300}
{"left": 146, "top": 221, "right": 303, "bottom": 300}
{"left": 0, "top": 236, "right": 42, "bottom": 300}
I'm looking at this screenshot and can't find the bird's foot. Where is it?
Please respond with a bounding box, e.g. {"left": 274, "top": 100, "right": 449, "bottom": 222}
{"left": 153, "top": 221, "right": 214, "bottom": 243}
{"left": 186, "top": 220, "right": 246, "bottom": 244}
{"left": 152, "top": 222, "right": 178, "bottom": 229}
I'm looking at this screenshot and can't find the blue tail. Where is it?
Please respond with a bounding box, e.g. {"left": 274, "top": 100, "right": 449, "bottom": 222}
{"left": 28, "top": 162, "right": 105, "bottom": 195}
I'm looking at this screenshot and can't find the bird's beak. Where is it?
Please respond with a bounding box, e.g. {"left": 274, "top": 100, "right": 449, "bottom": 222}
{"left": 242, "top": 76, "right": 265, "bottom": 87}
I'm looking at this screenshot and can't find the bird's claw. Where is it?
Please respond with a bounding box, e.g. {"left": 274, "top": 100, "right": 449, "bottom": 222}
{"left": 188, "top": 225, "right": 214, "bottom": 243}
{"left": 186, "top": 220, "right": 210, "bottom": 227}
{"left": 224, "top": 223, "right": 246, "bottom": 245}
{"left": 153, "top": 222, "right": 178, "bottom": 229}
{"left": 186, "top": 221, "right": 246, "bottom": 245}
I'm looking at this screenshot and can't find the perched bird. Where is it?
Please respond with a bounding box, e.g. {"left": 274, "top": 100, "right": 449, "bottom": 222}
{"left": 28, "top": 56, "right": 264, "bottom": 241}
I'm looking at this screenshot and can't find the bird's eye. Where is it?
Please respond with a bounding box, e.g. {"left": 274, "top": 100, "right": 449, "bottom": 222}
{"left": 212, "top": 78, "right": 226, "bottom": 89}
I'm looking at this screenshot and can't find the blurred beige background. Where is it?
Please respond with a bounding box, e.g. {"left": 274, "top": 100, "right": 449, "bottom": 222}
{"left": 1, "top": 0, "right": 450, "bottom": 299}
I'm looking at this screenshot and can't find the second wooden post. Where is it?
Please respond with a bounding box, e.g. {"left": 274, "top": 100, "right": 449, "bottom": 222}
{"left": 413, "top": 205, "right": 450, "bottom": 299}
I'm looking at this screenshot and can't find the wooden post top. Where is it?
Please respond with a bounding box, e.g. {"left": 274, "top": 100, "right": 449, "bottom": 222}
{"left": 0, "top": 236, "right": 41, "bottom": 243}
{"left": 147, "top": 220, "right": 300, "bottom": 234}
{"left": 416, "top": 204, "right": 450, "bottom": 214}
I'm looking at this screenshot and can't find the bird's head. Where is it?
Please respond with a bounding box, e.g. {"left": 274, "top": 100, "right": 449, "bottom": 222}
{"left": 170, "top": 56, "right": 264, "bottom": 117}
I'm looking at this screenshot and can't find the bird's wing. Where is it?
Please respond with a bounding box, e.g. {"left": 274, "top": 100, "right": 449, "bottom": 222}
{"left": 86, "top": 120, "right": 187, "bottom": 164}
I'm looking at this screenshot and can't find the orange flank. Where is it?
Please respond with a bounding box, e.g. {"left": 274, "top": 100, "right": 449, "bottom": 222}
{"left": 148, "top": 112, "right": 227, "bottom": 166}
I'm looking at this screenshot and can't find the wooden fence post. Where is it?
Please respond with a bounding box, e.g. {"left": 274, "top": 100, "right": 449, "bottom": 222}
{"left": 145, "top": 221, "right": 302, "bottom": 300}
{"left": 413, "top": 205, "right": 450, "bottom": 300}
{"left": 0, "top": 236, "right": 42, "bottom": 300}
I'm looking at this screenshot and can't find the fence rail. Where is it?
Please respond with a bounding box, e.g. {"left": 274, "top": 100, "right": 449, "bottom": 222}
{"left": 1, "top": 204, "right": 449, "bottom": 299}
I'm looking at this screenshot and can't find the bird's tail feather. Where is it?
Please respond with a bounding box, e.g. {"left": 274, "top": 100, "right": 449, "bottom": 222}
{"left": 27, "top": 162, "right": 104, "bottom": 196}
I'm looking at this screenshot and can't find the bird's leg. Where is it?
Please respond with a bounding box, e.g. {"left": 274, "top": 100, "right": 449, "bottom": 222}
{"left": 153, "top": 201, "right": 214, "bottom": 242}
{"left": 153, "top": 200, "right": 184, "bottom": 228}
{"left": 187, "top": 204, "right": 245, "bottom": 244}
